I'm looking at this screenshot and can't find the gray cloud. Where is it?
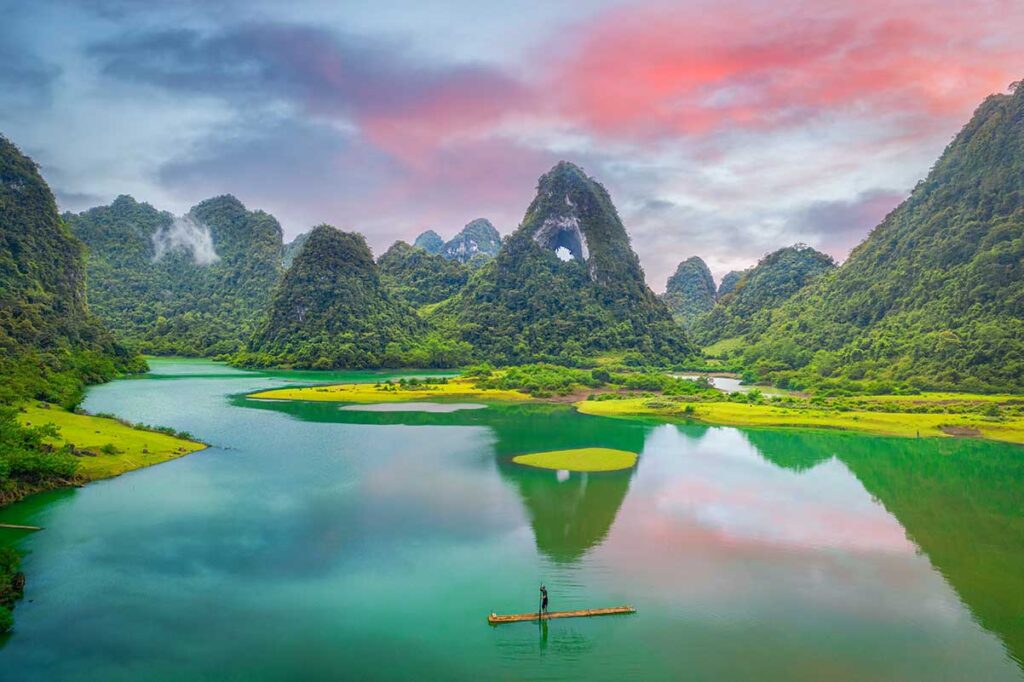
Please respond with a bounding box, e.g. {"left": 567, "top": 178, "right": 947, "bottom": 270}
{"left": 0, "top": 36, "right": 60, "bottom": 110}
{"left": 87, "top": 23, "right": 524, "bottom": 121}
{"left": 786, "top": 189, "right": 907, "bottom": 260}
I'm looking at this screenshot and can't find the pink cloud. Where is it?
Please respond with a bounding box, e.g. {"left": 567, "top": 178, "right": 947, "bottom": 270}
{"left": 546, "top": 0, "right": 1024, "bottom": 140}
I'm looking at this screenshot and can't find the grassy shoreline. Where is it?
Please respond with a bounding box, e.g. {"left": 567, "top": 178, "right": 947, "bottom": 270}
{"left": 5, "top": 404, "right": 207, "bottom": 505}
{"left": 576, "top": 396, "right": 1024, "bottom": 445}
{"left": 244, "top": 366, "right": 1024, "bottom": 445}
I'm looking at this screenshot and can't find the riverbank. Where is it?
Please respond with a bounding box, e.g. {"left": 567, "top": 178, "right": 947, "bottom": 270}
{"left": 4, "top": 403, "right": 207, "bottom": 506}
{"left": 576, "top": 395, "right": 1024, "bottom": 445}
{"left": 241, "top": 363, "right": 1024, "bottom": 445}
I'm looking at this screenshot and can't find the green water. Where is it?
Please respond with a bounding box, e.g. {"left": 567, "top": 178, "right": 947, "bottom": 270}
{"left": 1, "top": 358, "right": 1022, "bottom": 680}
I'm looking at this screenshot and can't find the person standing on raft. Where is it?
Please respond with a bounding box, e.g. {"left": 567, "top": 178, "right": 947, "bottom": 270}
{"left": 540, "top": 584, "right": 549, "bottom": 616}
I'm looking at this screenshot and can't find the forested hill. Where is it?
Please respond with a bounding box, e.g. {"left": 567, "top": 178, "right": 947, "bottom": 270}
{"left": 0, "top": 135, "right": 141, "bottom": 407}
{"left": 717, "top": 270, "right": 745, "bottom": 297}
{"left": 378, "top": 240, "right": 469, "bottom": 306}
{"left": 743, "top": 83, "right": 1024, "bottom": 392}
{"left": 692, "top": 245, "right": 835, "bottom": 346}
{"left": 441, "top": 219, "right": 501, "bottom": 264}
{"left": 282, "top": 231, "right": 310, "bottom": 268}
{"left": 242, "top": 225, "right": 452, "bottom": 369}
{"left": 413, "top": 229, "right": 444, "bottom": 254}
{"left": 661, "top": 256, "right": 717, "bottom": 328}
{"left": 413, "top": 218, "right": 501, "bottom": 265}
{"left": 439, "top": 161, "right": 696, "bottom": 365}
{"left": 69, "top": 194, "right": 284, "bottom": 357}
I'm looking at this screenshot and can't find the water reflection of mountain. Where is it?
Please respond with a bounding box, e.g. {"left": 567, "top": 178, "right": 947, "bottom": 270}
{"left": 745, "top": 429, "right": 1024, "bottom": 670}
{"left": 238, "top": 397, "right": 655, "bottom": 563}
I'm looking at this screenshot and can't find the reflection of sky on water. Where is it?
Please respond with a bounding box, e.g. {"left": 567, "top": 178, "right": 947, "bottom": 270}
{"left": 595, "top": 425, "right": 968, "bottom": 627}
{"left": 637, "top": 425, "right": 913, "bottom": 553}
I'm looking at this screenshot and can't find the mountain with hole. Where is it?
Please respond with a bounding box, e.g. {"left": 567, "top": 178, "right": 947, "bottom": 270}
{"left": 438, "top": 161, "right": 696, "bottom": 364}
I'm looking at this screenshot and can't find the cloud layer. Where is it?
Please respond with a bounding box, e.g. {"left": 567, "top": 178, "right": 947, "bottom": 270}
{"left": 3, "top": 0, "right": 1023, "bottom": 288}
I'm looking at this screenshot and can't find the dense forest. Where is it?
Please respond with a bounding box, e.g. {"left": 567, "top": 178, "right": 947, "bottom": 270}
{"left": 661, "top": 256, "right": 717, "bottom": 328}
{"left": 741, "top": 83, "right": 1024, "bottom": 393}
{"left": 69, "top": 194, "right": 284, "bottom": 357}
{"left": 691, "top": 245, "right": 836, "bottom": 346}
{"left": 378, "top": 240, "right": 470, "bottom": 307}
{"left": 237, "top": 225, "right": 470, "bottom": 369}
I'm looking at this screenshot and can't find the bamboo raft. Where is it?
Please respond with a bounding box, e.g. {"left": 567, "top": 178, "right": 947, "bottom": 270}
{"left": 0, "top": 523, "right": 42, "bottom": 531}
{"left": 488, "top": 605, "right": 635, "bottom": 624}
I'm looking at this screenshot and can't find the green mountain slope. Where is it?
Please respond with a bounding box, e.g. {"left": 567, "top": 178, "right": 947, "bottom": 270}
{"left": 717, "top": 270, "right": 745, "bottom": 297}
{"left": 0, "top": 135, "right": 141, "bottom": 407}
{"left": 69, "top": 194, "right": 284, "bottom": 357}
{"left": 744, "top": 84, "right": 1024, "bottom": 391}
{"left": 661, "top": 256, "right": 717, "bottom": 328}
{"left": 243, "top": 226, "right": 434, "bottom": 368}
{"left": 692, "top": 244, "right": 835, "bottom": 346}
{"left": 413, "top": 229, "right": 445, "bottom": 254}
{"left": 440, "top": 162, "right": 696, "bottom": 364}
{"left": 282, "top": 231, "right": 310, "bottom": 268}
{"left": 378, "top": 240, "right": 469, "bottom": 306}
{"left": 441, "top": 218, "right": 501, "bottom": 264}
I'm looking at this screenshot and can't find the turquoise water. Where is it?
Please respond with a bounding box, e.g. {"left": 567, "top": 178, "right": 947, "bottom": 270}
{"left": 0, "top": 358, "right": 1021, "bottom": 680}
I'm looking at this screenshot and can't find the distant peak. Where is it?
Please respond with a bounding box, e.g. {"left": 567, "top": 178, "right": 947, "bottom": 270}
{"left": 413, "top": 229, "right": 445, "bottom": 254}
{"left": 539, "top": 161, "right": 592, "bottom": 189}
{"left": 192, "top": 194, "right": 246, "bottom": 213}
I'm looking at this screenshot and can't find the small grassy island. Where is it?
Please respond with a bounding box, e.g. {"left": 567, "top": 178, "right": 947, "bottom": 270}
{"left": 513, "top": 448, "right": 638, "bottom": 472}
{"left": 248, "top": 376, "right": 530, "bottom": 403}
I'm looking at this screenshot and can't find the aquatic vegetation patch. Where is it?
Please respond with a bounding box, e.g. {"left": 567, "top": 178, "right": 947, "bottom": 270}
{"left": 512, "top": 448, "right": 637, "bottom": 472}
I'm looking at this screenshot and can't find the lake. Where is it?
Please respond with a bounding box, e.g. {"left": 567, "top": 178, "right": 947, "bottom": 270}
{"left": 1, "top": 358, "right": 1021, "bottom": 680}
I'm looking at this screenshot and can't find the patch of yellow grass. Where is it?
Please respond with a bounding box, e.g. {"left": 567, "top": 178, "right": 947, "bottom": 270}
{"left": 512, "top": 448, "right": 638, "bottom": 472}
{"left": 576, "top": 398, "right": 1024, "bottom": 445}
{"left": 18, "top": 404, "right": 206, "bottom": 481}
{"left": 856, "top": 392, "right": 1022, "bottom": 404}
{"left": 248, "top": 377, "right": 530, "bottom": 403}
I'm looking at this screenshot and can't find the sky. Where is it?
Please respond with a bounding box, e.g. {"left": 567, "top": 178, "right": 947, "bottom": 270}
{"left": 3, "top": 0, "right": 1023, "bottom": 290}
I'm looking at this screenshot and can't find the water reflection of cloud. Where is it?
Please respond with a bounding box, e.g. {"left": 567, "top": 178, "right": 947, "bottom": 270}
{"left": 594, "top": 425, "right": 967, "bottom": 625}
{"left": 638, "top": 425, "right": 915, "bottom": 553}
